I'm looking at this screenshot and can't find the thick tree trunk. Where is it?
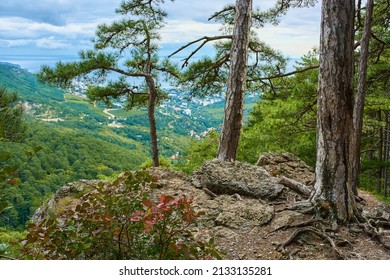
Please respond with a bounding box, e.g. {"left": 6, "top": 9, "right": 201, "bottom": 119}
{"left": 217, "top": 0, "right": 252, "bottom": 161}
{"left": 313, "top": 0, "right": 357, "bottom": 224}
{"left": 145, "top": 75, "right": 159, "bottom": 167}
{"left": 351, "top": 0, "right": 374, "bottom": 195}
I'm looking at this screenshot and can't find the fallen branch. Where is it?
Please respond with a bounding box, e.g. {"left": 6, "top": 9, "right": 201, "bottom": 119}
{"left": 279, "top": 176, "right": 312, "bottom": 198}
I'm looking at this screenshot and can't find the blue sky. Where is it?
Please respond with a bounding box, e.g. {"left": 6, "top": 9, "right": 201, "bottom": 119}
{"left": 0, "top": 0, "right": 321, "bottom": 71}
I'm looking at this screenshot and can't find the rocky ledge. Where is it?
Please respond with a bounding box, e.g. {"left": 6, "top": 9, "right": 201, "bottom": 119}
{"left": 32, "top": 153, "right": 390, "bottom": 260}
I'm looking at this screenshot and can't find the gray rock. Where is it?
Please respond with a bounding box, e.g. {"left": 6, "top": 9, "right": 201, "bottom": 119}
{"left": 257, "top": 152, "right": 314, "bottom": 185}
{"left": 270, "top": 210, "right": 304, "bottom": 230}
{"left": 192, "top": 159, "right": 285, "bottom": 201}
{"left": 214, "top": 196, "right": 274, "bottom": 230}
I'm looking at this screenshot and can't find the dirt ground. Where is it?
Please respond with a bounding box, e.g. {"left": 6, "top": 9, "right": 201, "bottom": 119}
{"left": 215, "top": 190, "right": 390, "bottom": 260}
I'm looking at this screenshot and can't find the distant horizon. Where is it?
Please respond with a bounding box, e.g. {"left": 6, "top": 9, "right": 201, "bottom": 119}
{"left": 0, "top": 54, "right": 301, "bottom": 75}
{"left": 0, "top": 54, "right": 80, "bottom": 73}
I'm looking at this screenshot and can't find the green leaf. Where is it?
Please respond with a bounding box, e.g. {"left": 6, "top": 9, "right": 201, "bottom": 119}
{"left": 0, "top": 201, "right": 9, "bottom": 212}
{"left": 33, "top": 146, "right": 43, "bottom": 153}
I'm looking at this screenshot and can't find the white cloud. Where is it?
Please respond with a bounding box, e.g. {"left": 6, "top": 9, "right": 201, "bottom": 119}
{"left": 161, "top": 20, "right": 223, "bottom": 44}
{"left": 0, "top": 0, "right": 321, "bottom": 59}
{"left": 35, "top": 37, "right": 71, "bottom": 49}
{"left": 0, "top": 16, "right": 112, "bottom": 51}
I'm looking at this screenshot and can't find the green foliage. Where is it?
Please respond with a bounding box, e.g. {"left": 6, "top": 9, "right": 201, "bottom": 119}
{"left": 0, "top": 87, "right": 33, "bottom": 226}
{"left": 141, "top": 157, "right": 171, "bottom": 169}
{"left": 21, "top": 170, "right": 221, "bottom": 260}
{"left": 0, "top": 87, "right": 26, "bottom": 142}
{"left": 0, "top": 227, "right": 26, "bottom": 259}
{"left": 238, "top": 51, "right": 319, "bottom": 166}
{"left": 0, "top": 122, "right": 147, "bottom": 229}
{"left": 0, "top": 63, "right": 65, "bottom": 105}
{"left": 176, "top": 130, "right": 219, "bottom": 174}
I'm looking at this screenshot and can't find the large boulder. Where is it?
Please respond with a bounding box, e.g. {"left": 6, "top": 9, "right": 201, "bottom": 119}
{"left": 191, "top": 159, "right": 285, "bottom": 201}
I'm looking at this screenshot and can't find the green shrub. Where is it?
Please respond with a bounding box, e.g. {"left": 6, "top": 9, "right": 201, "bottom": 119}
{"left": 21, "top": 170, "right": 221, "bottom": 260}
{"left": 0, "top": 227, "right": 26, "bottom": 259}
{"left": 140, "top": 157, "right": 172, "bottom": 169}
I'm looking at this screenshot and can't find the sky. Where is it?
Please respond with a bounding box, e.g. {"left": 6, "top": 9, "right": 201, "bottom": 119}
{"left": 0, "top": 0, "right": 321, "bottom": 72}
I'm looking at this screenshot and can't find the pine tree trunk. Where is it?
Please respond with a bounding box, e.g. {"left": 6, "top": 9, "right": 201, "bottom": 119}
{"left": 384, "top": 112, "right": 390, "bottom": 198}
{"left": 313, "top": 0, "right": 357, "bottom": 224}
{"left": 144, "top": 23, "right": 159, "bottom": 168}
{"left": 377, "top": 111, "right": 383, "bottom": 193}
{"left": 145, "top": 75, "right": 159, "bottom": 167}
{"left": 351, "top": 0, "right": 374, "bottom": 194}
{"left": 217, "top": 0, "right": 252, "bottom": 161}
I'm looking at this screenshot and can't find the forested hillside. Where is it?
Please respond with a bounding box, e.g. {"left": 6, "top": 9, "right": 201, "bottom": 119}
{"left": 0, "top": 62, "right": 258, "bottom": 228}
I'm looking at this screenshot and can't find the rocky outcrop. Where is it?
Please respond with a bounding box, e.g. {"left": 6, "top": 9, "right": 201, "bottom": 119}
{"left": 29, "top": 154, "right": 390, "bottom": 260}
{"left": 149, "top": 167, "right": 274, "bottom": 232}
{"left": 31, "top": 156, "right": 312, "bottom": 234}
{"left": 257, "top": 152, "right": 314, "bottom": 185}
{"left": 192, "top": 159, "right": 285, "bottom": 201}
{"left": 31, "top": 180, "right": 99, "bottom": 224}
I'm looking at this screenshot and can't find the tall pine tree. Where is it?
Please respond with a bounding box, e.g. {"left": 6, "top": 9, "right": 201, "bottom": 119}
{"left": 39, "top": 0, "right": 178, "bottom": 167}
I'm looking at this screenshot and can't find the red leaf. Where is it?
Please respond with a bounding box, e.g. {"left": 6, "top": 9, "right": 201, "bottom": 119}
{"left": 142, "top": 199, "right": 153, "bottom": 208}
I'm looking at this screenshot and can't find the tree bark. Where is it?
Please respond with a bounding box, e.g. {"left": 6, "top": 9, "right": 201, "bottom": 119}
{"left": 384, "top": 112, "right": 390, "bottom": 198}
{"left": 145, "top": 75, "right": 159, "bottom": 167}
{"left": 351, "top": 0, "right": 374, "bottom": 194}
{"left": 217, "top": 0, "right": 252, "bottom": 161}
{"left": 144, "top": 23, "right": 159, "bottom": 168}
{"left": 313, "top": 0, "right": 357, "bottom": 224}
{"left": 377, "top": 111, "right": 383, "bottom": 193}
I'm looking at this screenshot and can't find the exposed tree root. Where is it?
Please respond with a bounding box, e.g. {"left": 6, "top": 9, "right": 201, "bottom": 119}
{"left": 266, "top": 216, "right": 323, "bottom": 237}
{"left": 274, "top": 212, "right": 390, "bottom": 260}
{"left": 276, "top": 226, "right": 344, "bottom": 259}
{"left": 283, "top": 200, "right": 315, "bottom": 214}
{"left": 357, "top": 220, "right": 390, "bottom": 250}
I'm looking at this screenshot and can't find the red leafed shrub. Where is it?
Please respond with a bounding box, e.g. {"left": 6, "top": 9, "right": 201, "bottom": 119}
{"left": 21, "top": 170, "right": 222, "bottom": 260}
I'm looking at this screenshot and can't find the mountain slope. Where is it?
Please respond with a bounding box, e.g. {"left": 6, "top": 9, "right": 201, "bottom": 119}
{"left": 0, "top": 61, "right": 259, "bottom": 228}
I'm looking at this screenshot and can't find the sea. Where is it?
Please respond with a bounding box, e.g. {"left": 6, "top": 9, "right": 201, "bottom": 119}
{"left": 0, "top": 53, "right": 299, "bottom": 75}
{"left": 0, "top": 54, "right": 80, "bottom": 73}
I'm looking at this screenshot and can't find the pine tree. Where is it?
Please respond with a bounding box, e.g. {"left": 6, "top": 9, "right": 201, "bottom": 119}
{"left": 0, "top": 87, "right": 26, "bottom": 142}
{"left": 38, "top": 0, "right": 178, "bottom": 167}
{"left": 171, "top": 0, "right": 316, "bottom": 161}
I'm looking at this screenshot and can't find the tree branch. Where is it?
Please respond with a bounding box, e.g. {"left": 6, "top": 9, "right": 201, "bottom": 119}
{"left": 103, "top": 66, "right": 148, "bottom": 78}
{"left": 169, "top": 35, "right": 233, "bottom": 67}
{"left": 260, "top": 65, "right": 318, "bottom": 80}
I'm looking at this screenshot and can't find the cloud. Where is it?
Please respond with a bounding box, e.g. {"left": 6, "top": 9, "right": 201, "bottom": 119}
{"left": 0, "top": 16, "right": 108, "bottom": 51}
{"left": 0, "top": 0, "right": 321, "bottom": 59}
{"left": 252, "top": 3, "right": 321, "bottom": 58}
{"left": 0, "top": 36, "right": 70, "bottom": 49}
{"left": 0, "top": 0, "right": 122, "bottom": 25}
{"left": 161, "top": 20, "right": 223, "bottom": 44}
